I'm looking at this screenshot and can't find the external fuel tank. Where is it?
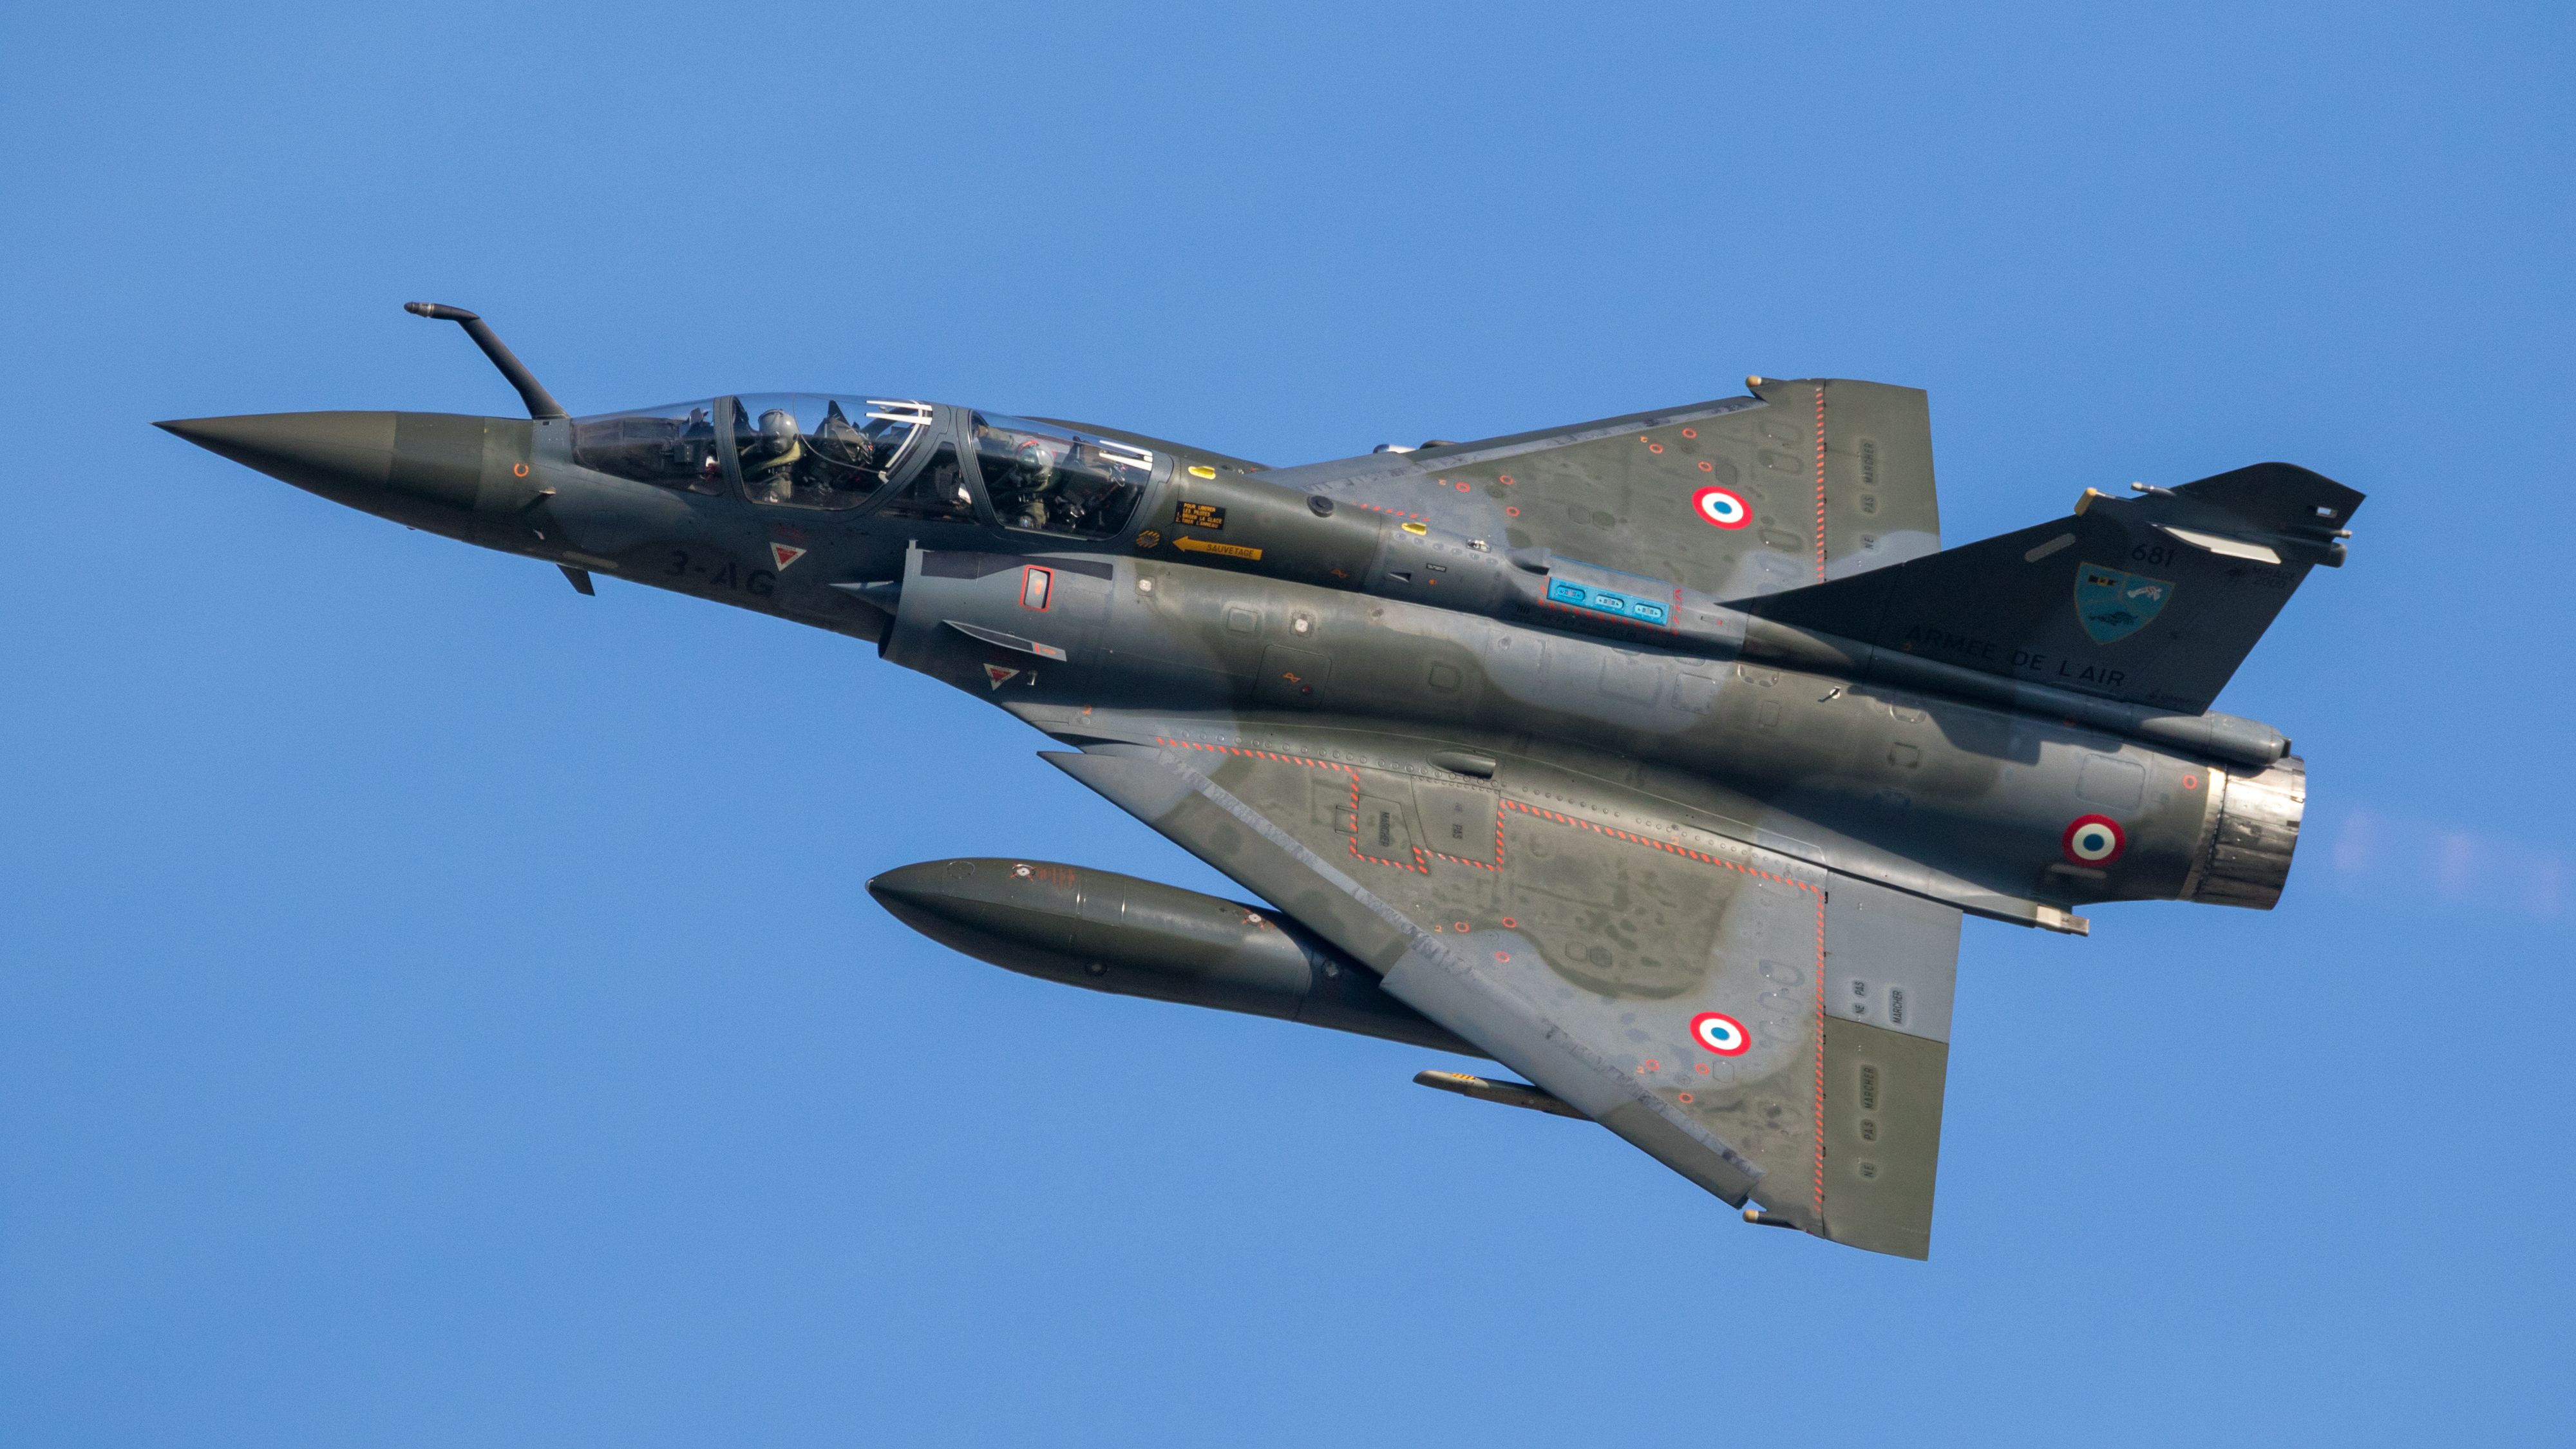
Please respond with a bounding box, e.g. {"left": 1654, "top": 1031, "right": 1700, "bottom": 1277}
{"left": 866, "top": 858, "right": 1483, "bottom": 1057}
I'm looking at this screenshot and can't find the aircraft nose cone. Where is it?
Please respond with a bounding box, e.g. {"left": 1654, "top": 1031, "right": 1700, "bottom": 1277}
{"left": 157, "top": 412, "right": 399, "bottom": 497}
{"left": 866, "top": 858, "right": 1081, "bottom": 939}
{"left": 867, "top": 860, "right": 1086, "bottom": 978}
{"left": 866, "top": 859, "right": 1022, "bottom": 924}
{"left": 864, "top": 860, "right": 955, "bottom": 916}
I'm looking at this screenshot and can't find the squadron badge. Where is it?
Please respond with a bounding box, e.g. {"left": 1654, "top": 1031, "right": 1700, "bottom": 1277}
{"left": 2074, "top": 564, "right": 2173, "bottom": 644}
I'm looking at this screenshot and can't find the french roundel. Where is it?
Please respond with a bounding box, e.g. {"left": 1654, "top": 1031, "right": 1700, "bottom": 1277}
{"left": 1690, "top": 486, "right": 1750, "bottom": 530}
{"left": 1689, "top": 1011, "right": 1750, "bottom": 1056}
{"left": 2063, "top": 814, "right": 2126, "bottom": 865}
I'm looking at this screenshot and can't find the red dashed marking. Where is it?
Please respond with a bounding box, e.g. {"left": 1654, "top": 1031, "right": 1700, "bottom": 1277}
{"left": 1494, "top": 800, "right": 1819, "bottom": 893}
{"left": 1812, "top": 386, "right": 1828, "bottom": 582}
{"left": 1341, "top": 498, "right": 1430, "bottom": 522}
{"left": 1153, "top": 739, "right": 1429, "bottom": 871}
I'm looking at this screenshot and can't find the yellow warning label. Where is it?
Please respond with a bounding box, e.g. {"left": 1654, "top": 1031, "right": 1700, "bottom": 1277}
{"left": 1173, "top": 535, "right": 1262, "bottom": 561}
{"left": 1175, "top": 501, "right": 1226, "bottom": 530}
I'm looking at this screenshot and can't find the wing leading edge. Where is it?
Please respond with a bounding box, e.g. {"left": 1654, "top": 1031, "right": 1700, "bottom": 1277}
{"left": 1046, "top": 724, "right": 1958, "bottom": 1258}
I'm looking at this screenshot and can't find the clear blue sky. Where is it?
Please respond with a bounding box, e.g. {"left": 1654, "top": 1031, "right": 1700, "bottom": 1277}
{"left": 6, "top": 3, "right": 2571, "bottom": 1444}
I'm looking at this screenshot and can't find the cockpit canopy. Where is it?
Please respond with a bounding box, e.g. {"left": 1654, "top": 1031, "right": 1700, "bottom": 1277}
{"left": 970, "top": 412, "right": 1151, "bottom": 536}
{"left": 573, "top": 394, "right": 931, "bottom": 509}
{"left": 736, "top": 394, "right": 933, "bottom": 509}
{"left": 571, "top": 399, "right": 727, "bottom": 492}
{"left": 571, "top": 395, "right": 1154, "bottom": 538}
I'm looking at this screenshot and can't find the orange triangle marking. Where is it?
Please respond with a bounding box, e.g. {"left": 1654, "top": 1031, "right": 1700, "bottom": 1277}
{"left": 770, "top": 543, "right": 807, "bottom": 571}
{"left": 983, "top": 665, "right": 1021, "bottom": 690}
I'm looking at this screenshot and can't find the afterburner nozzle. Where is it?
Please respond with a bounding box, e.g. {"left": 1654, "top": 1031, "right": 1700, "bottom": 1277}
{"left": 2181, "top": 755, "right": 2308, "bottom": 910}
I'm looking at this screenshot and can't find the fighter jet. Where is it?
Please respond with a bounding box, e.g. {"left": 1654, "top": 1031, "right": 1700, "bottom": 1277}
{"left": 160, "top": 303, "right": 2362, "bottom": 1258}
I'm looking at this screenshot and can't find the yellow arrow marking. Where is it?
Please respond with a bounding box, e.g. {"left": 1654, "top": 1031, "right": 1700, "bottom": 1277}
{"left": 1173, "top": 536, "right": 1263, "bottom": 561}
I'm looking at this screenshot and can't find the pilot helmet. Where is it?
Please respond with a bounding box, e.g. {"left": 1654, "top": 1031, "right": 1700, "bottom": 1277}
{"left": 757, "top": 408, "right": 799, "bottom": 440}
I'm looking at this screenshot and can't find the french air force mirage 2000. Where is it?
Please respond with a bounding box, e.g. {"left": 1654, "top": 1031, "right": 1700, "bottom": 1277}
{"left": 162, "top": 303, "right": 2362, "bottom": 1259}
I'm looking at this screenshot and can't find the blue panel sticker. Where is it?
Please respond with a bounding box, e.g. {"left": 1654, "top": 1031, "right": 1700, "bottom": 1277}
{"left": 1548, "top": 578, "right": 1671, "bottom": 627}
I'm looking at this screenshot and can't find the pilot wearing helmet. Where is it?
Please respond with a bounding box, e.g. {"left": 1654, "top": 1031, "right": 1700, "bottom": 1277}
{"left": 984, "top": 427, "right": 1062, "bottom": 529}
{"left": 810, "top": 401, "right": 875, "bottom": 469}
{"left": 801, "top": 399, "right": 880, "bottom": 503}
{"left": 741, "top": 406, "right": 806, "bottom": 503}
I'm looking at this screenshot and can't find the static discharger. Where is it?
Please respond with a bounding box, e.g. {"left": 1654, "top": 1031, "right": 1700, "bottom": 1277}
{"left": 1412, "top": 1070, "right": 1586, "bottom": 1119}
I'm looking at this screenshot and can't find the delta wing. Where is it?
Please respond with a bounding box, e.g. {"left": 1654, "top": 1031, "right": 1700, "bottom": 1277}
{"left": 1259, "top": 378, "right": 1941, "bottom": 599}
{"left": 1046, "top": 719, "right": 1959, "bottom": 1258}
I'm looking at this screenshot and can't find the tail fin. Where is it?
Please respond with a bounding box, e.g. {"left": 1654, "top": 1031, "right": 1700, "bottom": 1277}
{"left": 1737, "top": 463, "right": 2363, "bottom": 715}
